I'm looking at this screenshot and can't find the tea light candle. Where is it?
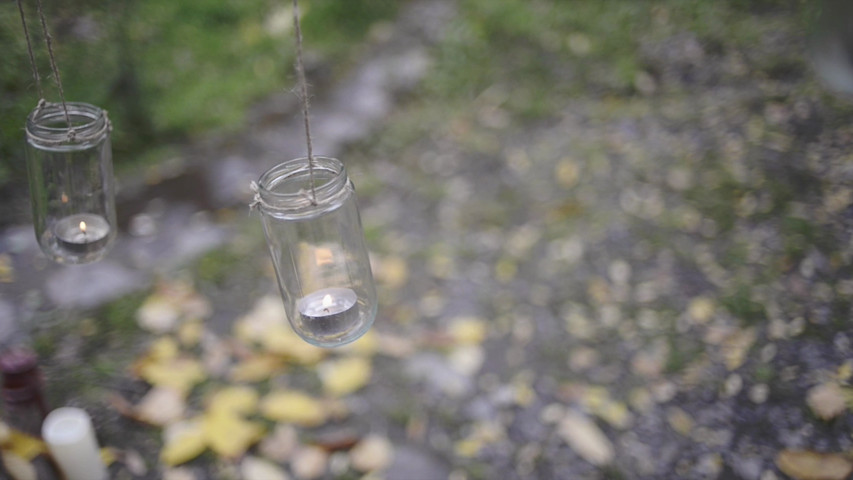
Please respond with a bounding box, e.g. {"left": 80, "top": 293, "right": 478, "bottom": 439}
{"left": 53, "top": 214, "right": 110, "bottom": 255}
{"left": 42, "top": 407, "right": 107, "bottom": 480}
{"left": 298, "top": 287, "right": 359, "bottom": 336}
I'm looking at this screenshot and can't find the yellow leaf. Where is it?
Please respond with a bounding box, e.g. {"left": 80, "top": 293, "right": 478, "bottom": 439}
{"left": 261, "top": 390, "right": 327, "bottom": 427}
{"left": 262, "top": 325, "right": 326, "bottom": 364}
{"left": 837, "top": 360, "right": 853, "bottom": 382}
{"left": 177, "top": 321, "right": 204, "bottom": 347}
{"left": 339, "top": 329, "right": 379, "bottom": 356}
{"left": 101, "top": 447, "right": 117, "bottom": 466}
{"left": 776, "top": 450, "right": 853, "bottom": 480}
{"left": 228, "top": 355, "right": 285, "bottom": 383}
{"left": 1, "top": 451, "right": 36, "bottom": 480}
{"left": 687, "top": 297, "right": 715, "bottom": 324}
{"left": 6, "top": 429, "right": 46, "bottom": 461}
{"left": 149, "top": 337, "right": 180, "bottom": 361}
{"left": 807, "top": 383, "right": 848, "bottom": 421}
{"left": 234, "top": 296, "right": 288, "bottom": 344}
{"left": 204, "top": 410, "right": 265, "bottom": 459}
{"left": 160, "top": 419, "right": 207, "bottom": 467}
{"left": 721, "top": 327, "right": 757, "bottom": 371}
{"left": 139, "top": 357, "right": 205, "bottom": 394}
{"left": 320, "top": 357, "right": 372, "bottom": 397}
{"left": 0, "top": 421, "right": 10, "bottom": 444}
{"left": 135, "top": 386, "right": 186, "bottom": 426}
{"left": 376, "top": 256, "right": 409, "bottom": 290}
{"left": 448, "top": 317, "right": 487, "bottom": 345}
{"left": 208, "top": 386, "right": 259, "bottom": 416}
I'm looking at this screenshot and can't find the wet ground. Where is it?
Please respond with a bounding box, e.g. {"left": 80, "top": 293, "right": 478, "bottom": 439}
{"left": 1, "top": 1, "right": 853, "bottom": 479}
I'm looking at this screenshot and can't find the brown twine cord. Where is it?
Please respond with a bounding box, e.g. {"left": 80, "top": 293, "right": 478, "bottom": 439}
{"left": 15, "top": 0, "right": 43, "bottom": 100}
{"left": 292, "top": 0, "right": 317, "bottom": 205}
{"left": 34, "top": 0, "right": 71, "bottom": 129}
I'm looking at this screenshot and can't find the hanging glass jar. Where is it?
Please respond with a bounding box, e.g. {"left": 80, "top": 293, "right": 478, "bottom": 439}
{"left": 255, "top": 156, "right": 377, "bottom": 347}
{"left": 25, "top": 102, "right": 116, "bottom": 265}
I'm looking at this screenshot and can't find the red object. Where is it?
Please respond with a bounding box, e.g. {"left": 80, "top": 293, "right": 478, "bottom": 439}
{"left": 0, "top": 347, "right": 49, "bottom": 433}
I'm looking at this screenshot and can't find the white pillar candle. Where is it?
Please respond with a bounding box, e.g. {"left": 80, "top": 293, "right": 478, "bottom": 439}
{"left": 42, "top": 407, "right": 108, "bottom": 480}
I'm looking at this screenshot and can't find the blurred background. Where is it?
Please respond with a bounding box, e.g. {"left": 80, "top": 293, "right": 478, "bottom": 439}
{"left": 1, "top": 0, "right": 853, "bottom": 479}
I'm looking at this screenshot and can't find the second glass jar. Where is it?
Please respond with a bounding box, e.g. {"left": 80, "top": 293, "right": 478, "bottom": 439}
{"left": 256, "top": 157, "right": 377, "bottom": 347}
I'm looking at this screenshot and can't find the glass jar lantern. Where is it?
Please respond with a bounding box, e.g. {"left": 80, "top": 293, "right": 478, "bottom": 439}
{"left": 256, "top": 157, "right": 377, "bottom": 347}
{"left": 25, "top": 102, "right": 116, "bottom": 264}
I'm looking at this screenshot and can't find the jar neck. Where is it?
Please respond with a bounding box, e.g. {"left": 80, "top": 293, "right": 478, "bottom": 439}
{"left": 26, "top": 102, "right": 109, "bottom": 148}
{"left": 257, "top": 157, "right": 351, "bottom": 216}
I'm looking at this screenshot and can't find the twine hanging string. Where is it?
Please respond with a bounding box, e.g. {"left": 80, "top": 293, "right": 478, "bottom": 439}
{"left": 34, "top": 0, "right": 71, "bottom": 128}
{"left": 16, "top": 0, "right": 111, "bottom": 144}
{"left": 292, "top": 0, "right": 318, "bottom": 205}
{"left": 15, "top": 0, "right": 43, "bottom": 101}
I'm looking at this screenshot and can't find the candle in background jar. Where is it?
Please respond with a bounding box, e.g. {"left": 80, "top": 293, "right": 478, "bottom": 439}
{"left": 297, "top": 287, "right": 359, "bottom": 338}
{"left": 52, "top": 213, "right": 111, "bottom": 255}
{"left": 42, "top": 407, "right": 107, "bottom": 480}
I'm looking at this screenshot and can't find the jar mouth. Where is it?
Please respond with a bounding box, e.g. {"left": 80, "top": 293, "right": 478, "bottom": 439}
{"left": 26, "top": 102, "right": 108, "bottom": 145}
{"left": 257, "top": 157, "right": 350, "bottom": 212}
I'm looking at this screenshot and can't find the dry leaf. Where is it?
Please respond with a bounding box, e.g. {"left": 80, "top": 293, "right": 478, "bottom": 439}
{"left": 234, "top": 296, "right": 288, "bottom": 344}
{"left": 557, "top": 411, "right": 614, "bottom": 466}
{"left": 349, "top": 435, "right": 394, "bottom": 472}
{"left": 6, "top": 430, "right": 47, "bottom": 461}
{"left": 687, "top": 297, "right": 715, "bottom": 324}
{"left": 376, "top": 256, "right": 409, "bottom": 289}
{"left": 135, "top": 387, "right": 186, "bottom": 426}
{"left": 261, "top": 390, "right": 327, "bottom": 427}
{"left": 721, "top": 327, "right": 757, "bottom": 371}
{"left": 138, "top": 357, "right": 206, "bottom": 394}
{"left": 160, "top": 419, "right": 207, "bottom": 467}
{"left": 448, "top": 317, "right": 487, "bottom": 345}
{"left": 0, "top": 421, "right": 10, "bottom": 444}
{"left": 339, "top": 330, "right": 379, "bottom": 356}
{"left": 163, "top": 467, "right": 197, "bottom": 480}
{"left": 262, "top": 325, "right": 326, "bottom": 364}
{"left": 259, "top": 424, "right": 298, "bottom": 462}
{"left": 208, "top": 386, "right": 259, "bottom": 416}
{"left": 807, "top": 383, "right": 848, "bottom": 421}
{"left": 1, "top": 451, "right": 36, "bottom": 480}
{"left": 241, "top": 456, "right": 290, "bottom": 480}
{"left": 137, "top": 295, "right": 181, "bottom": 333}
{"left": 204, "top": 410, "right": 265, "bottom": 459}
{"left": 291, "top": 446, "right": 328, "bottom": 480}
{"left": 776, "top": 450, "right": 853, "bottom": 480}
{"left": 101, "top": 447, "right": 118, "bottom": 466}
{"left": 228, "top": 354, "right": 285, "bottom": 383}
{"left": 320, "top": 357, "right": 372, "bottom": 397}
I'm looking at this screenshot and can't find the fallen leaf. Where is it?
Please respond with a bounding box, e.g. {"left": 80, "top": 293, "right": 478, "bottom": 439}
{"left": 177, "top": 321, "right": 204, "bottom": 347}
{"left": 6, "top": 430, "right": 46, "bottom": 461}
{"left": 291, "top": 446, "right": 328, "bottom": 480}
{"left": 234, "top": 296, "right": 288, "bottom": 344}
{"left": 259, "top": 424, "right": 298, "bottom": 462}
{"left": 721, "top": 327, "right": 757, "bottom": 371}
{"left": 204, "top": 409, "right": 265, "bottom": 459}
{"left": 261, "top": 390, "right": 327, "bottom": 427}
{"left": 320, "top": 357, "right": 372, "bottom": 397}
{"left": 1, "top": 451, "right": 36, "bottom": 480}
{"left": 137, "top": 295, "right": 182, "bottom": 333}
{"left": 687, "top": 297, "right": 715, "bottom": 324}
{"left": 0, "top": 254, "right": 15, "bottom": 283}
{"left": 375, "top": 256, "right": 409, "bottom": 290}
{"left": 160, "top": 419, "right": 207, "bottom": 467}
{"left": 262, "top": 325, "right": 326, "bottom": 364}
{"left": 208, "top": 386, "right": 259, "bottom": 416}
{"left": 101, "top": 447, "right": 118, "bottom": 466}
{"left": 667, "top": 407, "right": 694, "bottom": 436}
{"left": 807, "top": 383, "right": 848, "bottom": 421}
{"left": 448, "top": 317, "right": 487, "bottom": 345}
{"left": 135, "top": 387, "right": 186, "bottom": 426}
{"left": 228, "top": 354, "right": 285, "bottom": 383}
{"left": 350, "top": 435, "right": 394, "bottom": 472}
{"left": 138, "top": 357, "right": 206, "bottom": 394}
{"left": 339, "top": 329, "right": 379, "bottom": 356}
{"left": 0, "top": 422, "right": 9, "bottom": 443}
{"left": 557, "top": 411, "right": 613, "bottom": 466}
{"left": 241, "top": 456, "right": 290, "bottom": 480}
{"left": 776, "top": 450, "right": 853, "bottom": 480}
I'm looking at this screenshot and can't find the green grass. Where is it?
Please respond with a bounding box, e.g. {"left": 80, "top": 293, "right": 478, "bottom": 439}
{"left": 0, "top": 0, "right": 403, "bottom": 188}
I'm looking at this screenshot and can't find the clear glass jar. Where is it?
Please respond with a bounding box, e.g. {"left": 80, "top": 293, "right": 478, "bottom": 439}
{"left": 256, "top": 157, "right": 377, "bottom": 347}
{"left": 25, "top": 102, "right": 116, "bottom": 264}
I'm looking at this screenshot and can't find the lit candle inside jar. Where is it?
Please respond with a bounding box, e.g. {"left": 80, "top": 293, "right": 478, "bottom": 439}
{"left": 53, "top": 213, "right": 110, "bottom": 255}
{"left": 42, "top": 407, "right": 108, "bottom": 480}
{"left": 298, "top": 287, "right": 360, "bottom": 338}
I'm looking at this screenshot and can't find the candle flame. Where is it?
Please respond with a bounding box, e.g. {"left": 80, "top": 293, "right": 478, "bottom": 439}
{"left": 322, "top": 294, "right": 333, "bottom": 308}
{"left": 79, "top": 221, "right": 87, "bottom": 233}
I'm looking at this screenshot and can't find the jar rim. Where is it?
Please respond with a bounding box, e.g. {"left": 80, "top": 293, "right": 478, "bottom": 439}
{"left": 26, "top": 102, "right": 108, "bottom": 146}
{"left": 257, "top": 157, "right": 350, "bottom": 213}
